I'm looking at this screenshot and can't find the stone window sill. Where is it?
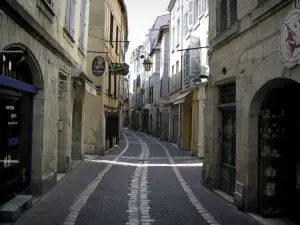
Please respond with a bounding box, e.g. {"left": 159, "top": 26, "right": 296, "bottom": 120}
{"left": 78, "top": 47, "right": 86, "bottom": 59}
{"left": 210, "top": 22, "right": 239, "bottom": 49}
{"left": 63, "top": 28, "right": 75, "bottom": 47}
{"left": 252, "top": 0, "right": 291, "bottom": 23}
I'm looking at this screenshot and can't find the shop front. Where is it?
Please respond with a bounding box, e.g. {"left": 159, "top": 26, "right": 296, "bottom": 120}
{"left": 0, "top": 48, "right": 40, "bottom": 205}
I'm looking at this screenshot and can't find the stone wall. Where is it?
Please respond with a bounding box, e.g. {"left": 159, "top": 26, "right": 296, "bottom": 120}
{"left": 205, "top": 0, "right": 298, "bottom": 211}
{"left": 0, "top": 9, "right": 81, "bottom": 194}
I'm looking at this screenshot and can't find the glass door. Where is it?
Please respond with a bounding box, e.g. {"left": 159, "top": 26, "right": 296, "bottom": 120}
{"left": 0, "top": 92, "right": 21, "bottom": 204}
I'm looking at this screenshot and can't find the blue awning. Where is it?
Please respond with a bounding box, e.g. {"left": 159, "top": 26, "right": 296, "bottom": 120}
{"left": 0, "top": 75, "right": 37, "bottom": 93}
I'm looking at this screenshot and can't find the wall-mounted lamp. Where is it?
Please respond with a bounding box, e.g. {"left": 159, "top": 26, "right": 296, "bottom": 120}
{"left": 143, "top": 58, "right": 153, "bottom": 72}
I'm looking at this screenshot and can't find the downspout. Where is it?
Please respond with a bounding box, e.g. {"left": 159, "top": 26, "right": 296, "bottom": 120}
{"left": 117, "top": 9, "right": 124, "bottom": 143}
{"left": 197, "top": 81, "right": 206, "bottom": 159}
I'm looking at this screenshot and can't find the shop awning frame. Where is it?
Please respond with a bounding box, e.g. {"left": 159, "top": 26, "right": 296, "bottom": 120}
{"left": 173, "top": 90, "right": 192, "bottom": 105}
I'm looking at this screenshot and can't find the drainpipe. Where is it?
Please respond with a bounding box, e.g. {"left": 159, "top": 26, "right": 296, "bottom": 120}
{"left": 118, "top": 12, "right": 124, "bottom": 143}
{"left": 197, "top": 81, "right": 207, "bottom": 159}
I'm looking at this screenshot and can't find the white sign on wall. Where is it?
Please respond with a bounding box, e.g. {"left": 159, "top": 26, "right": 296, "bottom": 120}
{"left": 280, "top": 2, "right": 300, "bottom": 68}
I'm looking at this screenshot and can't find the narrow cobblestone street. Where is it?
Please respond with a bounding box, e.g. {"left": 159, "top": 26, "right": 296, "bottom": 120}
{"left": 12, "top": 129, "right": 262, "bottom": 225}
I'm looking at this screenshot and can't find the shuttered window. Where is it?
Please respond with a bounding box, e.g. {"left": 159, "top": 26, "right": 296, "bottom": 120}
{"left": 188, "top": 0, "right": 193, "bottom": 26}
{"left": 116, "top": 26, "right": 119, "bottom": 54}
{"left": 79, "top": 0, "right": 87, "bottom": 50}
{"left": 184, "top": 51, "right": 190, "bottom": 78}
{"left": 65, "top": 0, "right": 76, "bottom": 37}
{"left": 194, "top": 0, "right": 198, "bottom": 22}
{"left": 199, "top": 0, "right": 207, "bottom": 17}
{"left": 177, "top": 18, "right": 180, "bottom": 45}
{"left": 110, "top": 13, "right": 114, "bottom": 45}
{"left": 183, "top": 12, "right": 188, "bottom": 36}
{"left": 172, "top": 26, "right": 175, "bottom": 50}
{"left": 219, "top": 0, "right": 237, "bottom": 33}
{"left": 108, "top": 65, "right": 112, "bottom": 95}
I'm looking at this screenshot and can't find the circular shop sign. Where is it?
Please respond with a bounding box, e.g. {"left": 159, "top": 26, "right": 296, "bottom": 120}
{"left": 92, "top": 56, "right": 105, "bottom": 76}
{"left": 280, "top": 8, "right": 300, "bottom": 68}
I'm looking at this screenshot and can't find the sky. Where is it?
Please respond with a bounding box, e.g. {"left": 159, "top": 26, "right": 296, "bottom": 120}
{"left": 124, "top": 0, "right": 170, "bottom": 85}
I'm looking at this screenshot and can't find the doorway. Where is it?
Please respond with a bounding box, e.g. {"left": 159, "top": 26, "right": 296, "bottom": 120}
{"left": 189, "top": 106, "right": 192, "bottom": 151}
{"left": 72, "top": 95, "right": 83, "bottom": 164}
{"left": 0, "top": 52, "right": 35, "bottom": 205}
{"left": 258, "top": 82, "right": 300, "bottom": 223}
{"left": 220, "top": 107, "right": 236, "bottom": 196}
{"left": 173, "top": 114, "right": 179, "bottom": 143}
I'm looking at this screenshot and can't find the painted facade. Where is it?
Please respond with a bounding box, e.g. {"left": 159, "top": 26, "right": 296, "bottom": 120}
{"left": 167, "top": 0, "right": 209, "bottom": 155}
{"left": 205, "top": 0, "right": 300, "bottom": 222}
{"left": 167, "top": 0, "right": 182, "bottom": 145}
{"left": 85, "top": 0, "right": 128, "bottom": 152}
{"left": 0, "top": 0, "right": 92, "bottom": 204}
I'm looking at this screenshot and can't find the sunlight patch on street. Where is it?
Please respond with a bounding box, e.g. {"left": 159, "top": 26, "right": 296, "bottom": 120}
{"left": 88, "top": 159, "right": 203, "bottom": 167}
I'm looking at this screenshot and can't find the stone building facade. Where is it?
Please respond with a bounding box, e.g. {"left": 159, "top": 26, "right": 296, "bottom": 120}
{"left": 0, "top": 0, "right": 92, "bottom": 205}
{"left": 204, "top": 0, "right": 300, "bottom": 222}
{"left": 167, "top": 0, "right": 182, "bottom": 145}
{"left": 85, "top": 0, "right": 128, "bottom": 153}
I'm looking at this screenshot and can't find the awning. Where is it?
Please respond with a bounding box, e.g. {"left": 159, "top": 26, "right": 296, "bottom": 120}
{"left": 173, "top": 90, "right": 192, "bottom": 105}
{"left": 71, "top": 65, "right": 97, "bottom": 96}
{"left": 85, "top": 80, "right": 97, "bottom": 96}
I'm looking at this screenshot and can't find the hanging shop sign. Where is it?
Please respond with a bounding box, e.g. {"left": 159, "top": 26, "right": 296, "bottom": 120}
{"left": 92, "top": 56, "right": 105, "bottom": 76}
{"left": 110, "top": 63, "right": 129, "bottom": 76}
{"left": 280, "top": 2, "right": 300, "bottom": 68}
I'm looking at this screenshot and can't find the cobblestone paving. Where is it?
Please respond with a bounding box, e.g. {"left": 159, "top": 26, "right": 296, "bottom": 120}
{"left": 11, "top": 130, "right": 262, "bottom": 225}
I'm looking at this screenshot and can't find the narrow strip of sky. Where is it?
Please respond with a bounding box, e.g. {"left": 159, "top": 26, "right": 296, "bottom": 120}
{"left": 124, "top": 0, "right": 170, "bottom": 66}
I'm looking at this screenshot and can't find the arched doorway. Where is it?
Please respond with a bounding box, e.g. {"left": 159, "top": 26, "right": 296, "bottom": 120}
{"left": 0, "top": 44, "right": 43, "bottom": 204}
{"left": 72, "top": 94, "right": 83, "bottom": 165}
{"left": 252, "top": 78, "right": 300, "bottom": 223}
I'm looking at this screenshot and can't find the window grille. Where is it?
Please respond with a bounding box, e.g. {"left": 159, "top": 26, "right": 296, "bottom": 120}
{"left": 219, "top": 0, "right": 237, "bottom": 33}
{"left": 219, "top": 83, "right": 236, "bottom": 104}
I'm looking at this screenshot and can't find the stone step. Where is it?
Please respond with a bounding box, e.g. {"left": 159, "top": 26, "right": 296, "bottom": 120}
{"left": 0, "top": 195, "right": 33, "bottom": 222}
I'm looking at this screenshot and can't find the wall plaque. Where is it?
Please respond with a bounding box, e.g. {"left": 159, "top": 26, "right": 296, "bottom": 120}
{"left": 92, "top": 56, "right": 105, "bottom": 76}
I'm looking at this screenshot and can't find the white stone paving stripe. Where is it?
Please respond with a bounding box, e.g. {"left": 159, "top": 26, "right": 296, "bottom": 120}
{"left": 63, "top": 132, "right": 130, "bottom": 225}
{"left": 126, "top": 133, "right": 154, "bottom": 225}
{"left": 140, "top": 133, "right": 220, "bottom": 225}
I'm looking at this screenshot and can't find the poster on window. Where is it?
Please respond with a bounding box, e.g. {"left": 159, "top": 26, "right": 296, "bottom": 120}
{"left": 297, "top": 164, "right": 300, "bottom": 190}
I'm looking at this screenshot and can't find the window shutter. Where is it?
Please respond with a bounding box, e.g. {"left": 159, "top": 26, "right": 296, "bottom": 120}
{"left": 203, "top": 0, "right": 207, "bottom": 13}
{"left": 183, "top": 12, "right": 187, "bottom": 35}
{"left": 194, "top": 0, "right": 198, "bottom": 22}
{"left": 188, "top": 0, "right": 193, "bottom": 26}
{"left": 70, "top": 0, "right": 76, "bottom": 37}
{"left": 219, "top": 0, "right": 237, "bottom": 32}
{"left": 183, "top": 52, "right": 187, "bottom": 78}
{"left": 79, "top": 0, "right": 86, "bottom": 49}
{"left": 189, "top": 36, "right": 200, "bottom": 78}
{"left": 229, "top": 0, "right": 237, "bottom": 25}
{"left": 65, "top": 0, "right": 71, "bottom": 31}
{"left": 219, "top": 0, "right": 228, "bottom": 32}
